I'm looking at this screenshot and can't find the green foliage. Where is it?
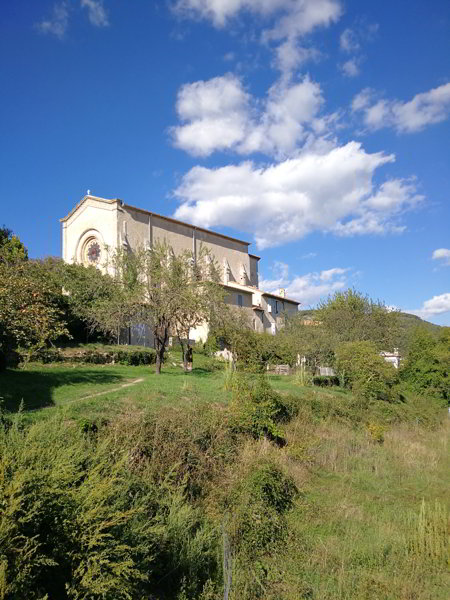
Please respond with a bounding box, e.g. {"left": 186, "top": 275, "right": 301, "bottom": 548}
{"left": 230, "top": 375, "right": 297, "bottom": 444}
{"left": 276, "top": 313, "right": 336, "bottom": 371}
{"left": 44, "top": 259, "right": 121, "bottom": 342}
{"left": 335, "top": 341, "right": 399, "bottom": 403}
{"left": 0, "top": 412, "right": 224, "bottom": 600}
{"left": 0, "top": 261, "right": 69, "bottom": 366}
{"left": 366, "top": 422, "right": 385, "bottom": 444}
{"left": 98, "top": 242, "right": 225, "bottom": 373}
{"left": 220, "top": 457, "right": 297, "bottom": 598}
{"left": 316, "top": 288, "right": 399, "bottom": 351}
{"left": 210, "top": 314, "right": 293, "bottom": 372}
{"left": 0, "top": 226, "right": 28, "bottom": 265}
{"left": 28, "top": 345, "right": 157, "bottom": 366}
{"left": 400, "top": 326, "right": 449, "bottom": 400}
{"left": 0, "top": 354, "right": 448, "bottom": 600}
{"left": 312, "top": 375, "right": 339, "bottom": 387}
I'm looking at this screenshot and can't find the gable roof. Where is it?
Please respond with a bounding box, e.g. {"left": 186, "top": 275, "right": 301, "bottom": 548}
{"left": 61, "top": 195, "right": 251, "bottom": 246}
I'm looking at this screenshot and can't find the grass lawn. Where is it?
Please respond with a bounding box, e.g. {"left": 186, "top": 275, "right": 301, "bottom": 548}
{"left": 1, "top": 351, "right": 448, "bottom": 599}
{"left": 1, "top": 352, "right": 312, "bottom": 423}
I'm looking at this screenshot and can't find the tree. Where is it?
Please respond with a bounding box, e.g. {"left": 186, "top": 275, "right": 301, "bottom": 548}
{"left": 171, "top": 245, "right": 225, "bottom": 371}
{"left": 335, "top": 341, "right": 399, "bottom": 403}
{"left": 0, "top": 260, "right": 69, "bottom": 366}
{"left": 277, "top": 313, "right": 336, "bottom": 370}
{"left": 400, "top": 326, "right": 449, "bottom": 400}
{"left": 0, "top": 226, "right": 28, "bottom": 265}
{"left": 316, "top": 289, "right": 399, "bottom": 351}
{"left": 97, "top": 242, "right": 226, "bottom": 374}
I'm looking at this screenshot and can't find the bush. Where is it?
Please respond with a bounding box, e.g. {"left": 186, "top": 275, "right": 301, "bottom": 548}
{"left": 0, "top": 411, "right": 224, "bottom": 600}
{"left": 219, "top": 456, "right": 297, "bottom": 598}
{"left": 335, "top": 341, "right": 399, "bottom": 403}
{"left": 401, "top": 327, "right": 449, "bottom": 400}
{"left": 23, "top": 345, "right": 157, "bottom": 366}
{"left": 229, "top": 375, "right": 298, "bottom": 445}
{"left": 313, "top": 375, "right": 340, "bottom": 387}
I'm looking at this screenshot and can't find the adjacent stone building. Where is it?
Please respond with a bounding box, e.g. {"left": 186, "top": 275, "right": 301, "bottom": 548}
{"left": 61, "top": 194, "right": 299, "bottom": 342}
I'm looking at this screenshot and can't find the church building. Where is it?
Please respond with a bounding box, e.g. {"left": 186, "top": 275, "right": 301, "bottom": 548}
{"left": 60, "top": 194, "right": 299, "bottom": 343}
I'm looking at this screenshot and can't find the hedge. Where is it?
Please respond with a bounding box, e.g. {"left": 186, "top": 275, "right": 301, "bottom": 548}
{"left": 24, "top": 346, "right": 157, "bottom": 366}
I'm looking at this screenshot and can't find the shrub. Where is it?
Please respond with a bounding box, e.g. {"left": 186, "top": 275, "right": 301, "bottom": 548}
{"left": 401, "top": 327, "right": 449, "bottom": 400}
{"left": 24, "top": 345, "right": 157, "bottom": 366}
{"left": 229, "top": 375, "right": 298, "bottom": 445}
{"left": 312, "top": 375, "right": 339, "bottom": 387}
{"left": 219, "top": 457, "right": 297, "bottom": 598}
{"left": 335, "top": 341, "right": 399, "bottom": 403}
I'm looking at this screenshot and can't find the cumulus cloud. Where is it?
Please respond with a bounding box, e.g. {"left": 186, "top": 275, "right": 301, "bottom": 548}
{"left": 173, "top": 141, "right": 422, "bottom": 249}
{"left": 171, "top": 73, "right": 332, "bottom": 157}
{"left": 36, "top": 1, "right": 70, "bottom": 38}
{"left": 173, "top": 0, "right": 342, "bottom": 75}
{"left": 408, "top": 293, "right": 450, "bottom": 319}
{"left": 352, "top": 83, "right": 450, "bottom": 133}
{"left": 80, "top": 0, "right": 109, "bottom": 27}
{"left": 173, "top": 0, "right": 341, "bottom": 30}
{"left": 171, "top": 74, "right": 251, "bottom": 156}
{"left": 432, "top": 248, "right": 450, "bottom": 266}
{"left": 260, "top": 262, "right": 349, "bottom": 305}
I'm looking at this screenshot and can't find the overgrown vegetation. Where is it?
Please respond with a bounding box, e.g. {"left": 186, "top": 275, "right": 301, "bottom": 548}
{"left": 0, "top": 366, "right": 448, "bottom": 600}
{"left": 1, "top": 228, "right": 449, "bottom": 599}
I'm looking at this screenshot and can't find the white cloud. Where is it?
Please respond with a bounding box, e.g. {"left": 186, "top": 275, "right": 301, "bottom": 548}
{"left": 173, "top": 141, "right": 422, "bottom": 249}
{"left": 273, "top": 41, "right": 321, "bottom": 75}
{"left": 36, "top": 1, "right": 70, "bottom": 39}
{"left": 173, "top": 0, "right": 342, "bottom": 75}
{"left": 36, "top": 0, "right": 109, "bottom": 38}
{"left": 352, "top": 83, "right": 450, "bottom": 133}
{"left": 351, "top": 87, "right": 373, "bottom": 111}
{"left": 432, "top": 248, "right": 450, "bottom": 266}
{"left": 171, "top": 74, "right": 251, "bottom": 156}
{"left": 260, "top": 262, "right": 349, "bottom": 305}
{"left": 340, "top": 57, "right": 361, "bottom": 77}
{"left": 171, "top": 73, "right": 332, "bottom": 157}
{"left": 408, "top": 293, "right": 450, "bottom": 319}
{"left": 80, "top": 0, "right": 109, "bottom": 27}
{"left": 340, "top": 28, "right": 359, "bottom": 53}
{"left": 173, "top": 0, "right": 342, "bottom": 30}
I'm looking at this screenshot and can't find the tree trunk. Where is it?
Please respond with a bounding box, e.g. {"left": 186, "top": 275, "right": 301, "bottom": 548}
{"left": 154, "top": 324, "right": 168, "bottom": 374}
{"left": 179, "top": 337, "right": 188, "bottom": 371}
{"left": 155, "top": 349, "right": 162, "bottom": 375}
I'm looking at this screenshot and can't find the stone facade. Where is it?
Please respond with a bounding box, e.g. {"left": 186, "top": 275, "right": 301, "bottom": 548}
{"left": 61, "top": 195, "right": 299, "bottom": 342}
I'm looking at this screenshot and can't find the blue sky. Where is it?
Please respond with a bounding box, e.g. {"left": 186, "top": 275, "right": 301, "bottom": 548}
{"left": 1, "top": 0, "right": 449, "bottom": 324}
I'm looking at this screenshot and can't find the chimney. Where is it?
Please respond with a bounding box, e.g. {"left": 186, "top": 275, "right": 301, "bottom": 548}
{"left": 278, "top": 288, "right": 285, "bottom": 298}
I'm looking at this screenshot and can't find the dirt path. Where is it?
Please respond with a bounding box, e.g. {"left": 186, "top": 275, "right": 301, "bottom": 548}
{"left": 79, "top": 378, "right": 145, "bottom": 401}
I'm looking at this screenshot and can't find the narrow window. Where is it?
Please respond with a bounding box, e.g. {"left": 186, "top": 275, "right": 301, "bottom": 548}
{"left": 237, "top": 294, "right": 243, "bottom": 307}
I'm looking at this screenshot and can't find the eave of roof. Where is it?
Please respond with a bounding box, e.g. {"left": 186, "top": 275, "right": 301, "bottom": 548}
{"left": 61, "top": 195, "right": 252, "bottom": 246}
{"left": 124, "top": 202, "right": 251, "bottom": 246}
{"left": 60, "top": 195, "right": 118, "bottom": 222}
{"left": 223, "top": 280, "right": 299, "bottom": 305}
{"left": 262, "top": 291, "right": 300, "bottom": 305}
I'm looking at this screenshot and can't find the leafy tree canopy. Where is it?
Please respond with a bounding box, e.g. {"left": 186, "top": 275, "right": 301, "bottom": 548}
{"left": 316, "top": 288, "right": 399, "bottom": 351}
{"left": 0, "top": 260, "right": 69, "bottom": 365}
{"left": 0, "top": 226, "right": 28, "bottom": 264}
{"left": 401, "top": 326, "right": 449, "bottom": 400}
